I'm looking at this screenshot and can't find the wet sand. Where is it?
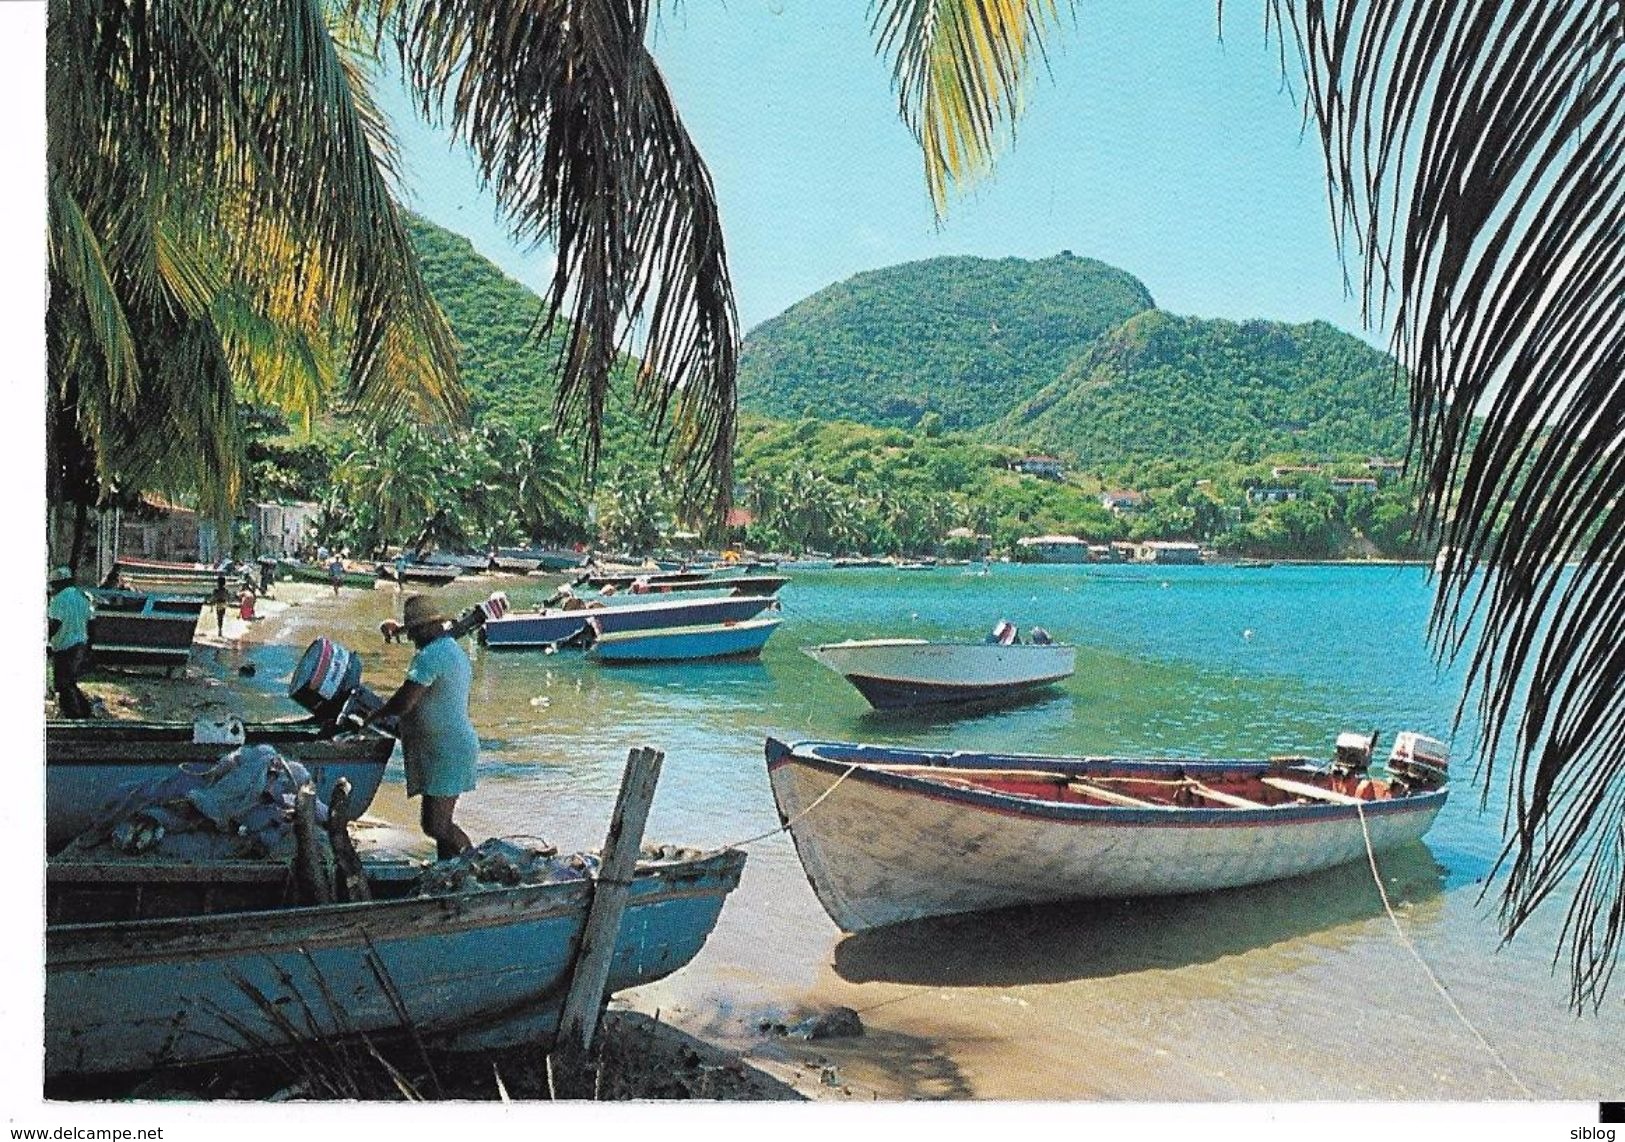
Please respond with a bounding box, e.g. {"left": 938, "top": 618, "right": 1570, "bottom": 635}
{"left": 68, "top": 579, "right": 1625, "bottom": 1104}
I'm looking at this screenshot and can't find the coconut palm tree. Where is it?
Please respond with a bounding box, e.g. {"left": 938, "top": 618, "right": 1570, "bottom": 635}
{"left": 872, "top": 0, "right": 1622, "bottom": 1007}
{"left": 47, "top": 0, "right": 737, "bottom": 532}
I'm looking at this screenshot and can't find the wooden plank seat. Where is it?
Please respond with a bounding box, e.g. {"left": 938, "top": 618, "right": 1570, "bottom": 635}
{"left": 1259, "top": 776, "right": 1365, "bottom": 805}
{"left": 1185, "top": 782, "right": 1270, "bottom": 809}
{"left": 1066, "top": 780, "right": 1160, "bottom": 808}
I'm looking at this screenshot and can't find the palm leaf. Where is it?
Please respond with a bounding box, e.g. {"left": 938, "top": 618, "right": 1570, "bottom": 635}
{"left": 871, "top": 0, "right": 1068, "bottom": 216}
{"left": 378, "top": 0, "right": 739, "bottom": 514}
{"left": 1264, "top": 0, "right": 1625, "bottom": 1009}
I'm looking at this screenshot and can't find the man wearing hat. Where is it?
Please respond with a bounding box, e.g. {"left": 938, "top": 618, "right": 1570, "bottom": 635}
{"left": 47, "top": 566, "right": 94, "bottom": 718}
{"left": 365, "top": 593, "right": 478, "bottom": 858}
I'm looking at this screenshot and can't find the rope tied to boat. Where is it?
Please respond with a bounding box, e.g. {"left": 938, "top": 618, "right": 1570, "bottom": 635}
{"left": 1353, "top": 801, "right": 1534, "bottom": 1098}
{"left": 722, "top": 763, "right": 862, "bottom": 851}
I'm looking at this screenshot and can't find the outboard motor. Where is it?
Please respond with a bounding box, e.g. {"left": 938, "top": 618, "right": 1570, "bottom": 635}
{"left": 289, "top": 593, "right": 510, "bottom": 729}
{"left": 1330, "top": 730, "right": 1378, "bottom": 779}
{"left": 1386, "top": 732, "right": 1450, "bottom": 792}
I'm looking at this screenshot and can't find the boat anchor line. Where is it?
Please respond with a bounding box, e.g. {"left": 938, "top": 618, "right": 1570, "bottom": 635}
{"left": 1354, "top": 801, "right": 1534, "bottom": 1098}
{"left": 721, "top": 764, "right": 863, "bottom": 852}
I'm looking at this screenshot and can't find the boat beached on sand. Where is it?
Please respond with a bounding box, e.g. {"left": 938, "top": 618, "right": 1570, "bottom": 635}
{"left": 803, "top": 623, "right": 1075, "bottom": 711}
{"left": 765, "top": 732, "right": 1450, "bottom": 932}
{"left": 44, "top": 718, "right": 395, "bottom": 852}
{"left": 45, "top": 844, "right": 746, "bottom": 1077}
{"left": 85, "top": 588, "right": 204, "bottom": 673}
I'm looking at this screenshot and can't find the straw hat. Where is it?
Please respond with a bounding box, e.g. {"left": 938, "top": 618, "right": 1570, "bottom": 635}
{"left": 402, "top": 593, "right": 450, "bottom": 631}
{"left": 49, "top": 566, "right": 73, "bottom": 584}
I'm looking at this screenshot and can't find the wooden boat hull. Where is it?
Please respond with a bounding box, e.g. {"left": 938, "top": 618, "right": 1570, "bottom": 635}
{"left": 112, "top": 558, "right": 222, "bottom": 596}
{"left": 804, "top": 640, "right": 1075, "bottom": 710}
{"left": 45, "top": 848, "right": 746, "bottom": 1077}
{"left": 589, "top": 617, "right": 781, "bottom": 663}
{"left": 583, "top": 570, "right": 710, "bottom": 590}
{"left": 484, "top": 595, "right": 775, "bottom": 649}
{"left": 630, "top": 574, "right": 787, "bottom": 597}
{"left": 45, "top": 722, "right": 394, "bottom": 852}
{"left": 86, "top": 590, "right": 203, "bottom": 670}
{"left": 382, "top": 563, "right": 462, "bottom": 585}
{"left": 765, "top": 739, "right": 1448, "bottom": 932}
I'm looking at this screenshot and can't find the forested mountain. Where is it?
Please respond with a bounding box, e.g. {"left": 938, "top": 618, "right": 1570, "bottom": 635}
{"left": 737, "top": 253, "right": 1155, "bottom": 429}
{"left": 989, "top": 311, "right": 1409, "bottom": 465}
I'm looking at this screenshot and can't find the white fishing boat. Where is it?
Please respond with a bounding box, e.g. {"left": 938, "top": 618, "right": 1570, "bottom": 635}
{"left": 803, "top": 625, "right": 1074, "bottom": 710}
{"left": 765, "top": 732, "right": 1451, "bottom": 932}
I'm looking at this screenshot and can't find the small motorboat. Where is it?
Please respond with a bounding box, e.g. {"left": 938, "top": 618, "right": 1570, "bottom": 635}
{"left": 803, "top": 623, "right": 1075, "bottom": 711}
{"left": 765, "top": 732, "right": 1451, "bottom": 931}
{"left": 587, "top": 616, "right": 782, "bottom": 664}
{"left": 482, "top": 593, "right": 776, "bottom": 650}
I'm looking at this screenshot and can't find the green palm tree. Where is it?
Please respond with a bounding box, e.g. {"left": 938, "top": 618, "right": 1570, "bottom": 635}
{"left": 48, "top": 0, "right": 737, "bottom": 527}
{"left": 876, "top": 0, "right": 1621, "bottom": 1007}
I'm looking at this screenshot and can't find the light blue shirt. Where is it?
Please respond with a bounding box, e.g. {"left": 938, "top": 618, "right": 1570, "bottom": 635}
{"left": 399, "top": 635, "right": 479, "bottom": 798}
{"left": 47, "top": 586, "right": 92, "bottom": 652}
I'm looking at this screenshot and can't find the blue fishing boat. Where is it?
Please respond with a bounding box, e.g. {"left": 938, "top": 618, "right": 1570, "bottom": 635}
{"left": 482, "top": 594, "right": 776, "bottom": 649}
{"left": 44, "top": 846, "right": 747, "bottom": 1077}
{"left": 44, "top": 719, "right": 395, "bottom": 852}
{"left": 587, "top": 616, "right": 782, "bottom": 664}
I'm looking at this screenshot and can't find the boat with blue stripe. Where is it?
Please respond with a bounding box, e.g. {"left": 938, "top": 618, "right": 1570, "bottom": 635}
{"left": 587, "top": 616, "right": 782, "bottom": 664}
{"left": 765, "top": 733, "right": 1450, "bottom": 932}
{"left": 481, "top": 593, "right": 777, "bottom": 649}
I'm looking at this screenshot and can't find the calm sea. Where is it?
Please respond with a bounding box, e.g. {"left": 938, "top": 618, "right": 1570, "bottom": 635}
{"left": 221, "top": 564, "right": 1622, "bottom": 1100}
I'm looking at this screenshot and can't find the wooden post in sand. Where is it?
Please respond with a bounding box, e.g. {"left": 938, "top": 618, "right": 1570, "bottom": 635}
{"left": 558, "top": 746, "right": 665, "bottom": 1054}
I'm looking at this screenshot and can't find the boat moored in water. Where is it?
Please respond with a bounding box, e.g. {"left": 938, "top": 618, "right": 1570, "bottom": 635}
{"left": 765, "top": 733, "right": 1451, "bottom": 932}
{"left": 482, "top": 593, "right": 777, "bottom": 650}
{"left": 803, "top": 629, "right": 1075, "bottom": 711}
{"left": 587, "top": 616, "right": 782, "bottom": 664}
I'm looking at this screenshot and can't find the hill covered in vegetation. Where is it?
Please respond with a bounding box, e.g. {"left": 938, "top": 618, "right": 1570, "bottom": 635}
{"left": 990, "top": 311, "right": 1410, "bottom": 467}
{"left": 736, "top": 253, "right": 1155, "bottom": 430}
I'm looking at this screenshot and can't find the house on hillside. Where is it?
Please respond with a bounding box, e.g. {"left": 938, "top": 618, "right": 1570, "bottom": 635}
{"left": 1017, "top": 535, "right": 1089, "bottom": 563}
{"left": 1135, "top": 540, "right": 1203, "bottom": 565}
{"left": 1330, "top": 477, "right": 1380, "bottom": 495}
{"left": 1366, "top": 458, "right": 1406, "bottom": 482}
{"left": 1248, "top": 486, "right": 1301, "bottom": 505}
{"left": 1010, "top": 455, "right": 1066, "bottom": 479}
{"left": 1101, "top": 490, "right": 1145, "bottom": 513}
{"left": 1271, "top": 464, "right": 1323, "bottom": 479}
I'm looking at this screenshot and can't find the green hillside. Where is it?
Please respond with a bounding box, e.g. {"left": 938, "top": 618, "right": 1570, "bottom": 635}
{"left": 403, "top": 213, "right": 665, "bottom": 469}
{"left": 737, "top": 253, "right": 1155, "bottom": 430}
{"left": 991, "top": 311, "right": 1410, "bottom": 466}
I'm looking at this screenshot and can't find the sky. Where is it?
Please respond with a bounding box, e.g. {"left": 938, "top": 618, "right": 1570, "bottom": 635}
{"left": 382, "top": 2, "right": 1385, "bottom": 344}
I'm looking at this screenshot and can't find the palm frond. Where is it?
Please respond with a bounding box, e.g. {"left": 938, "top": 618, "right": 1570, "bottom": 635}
{"left": 1266, "top": 0, "right": 1625, "bottom": 1009}
{"left": 382, "top": 0, "right": 739, "bottom": 514}
{"left": 871, "top": 0, "right": 1069, "bottom": 216}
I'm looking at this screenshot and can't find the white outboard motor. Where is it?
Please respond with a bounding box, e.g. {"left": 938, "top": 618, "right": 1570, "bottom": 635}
{"left": 1387, "top": 732, "right": 1450, "bottom": 791}
{"left": 289, "top": 593, "right": 510, "bottom": 727}
{"left": 1331, "top": 730, "right": 1377, "bottom": 779}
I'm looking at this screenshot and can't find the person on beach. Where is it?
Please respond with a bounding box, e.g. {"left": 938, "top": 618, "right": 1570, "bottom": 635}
{"left": 47, "top": 566, "right": 94, "bottom": 719}
{"left": 364, "top": 594, "right": 478, "bottom": 859}
{"left": 327, "top": 553, "right": 344, "bottom": 596}
{"left": 209, "top": 574, "right": 231, "bottom": 638}
{"left": 238, "top": 579, "right": 257, "bottom": 621}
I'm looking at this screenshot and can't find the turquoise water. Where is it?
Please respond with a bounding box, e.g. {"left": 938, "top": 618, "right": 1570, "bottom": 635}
{"left": 222, "top": 564, "right": 1621, "bottom": 1099}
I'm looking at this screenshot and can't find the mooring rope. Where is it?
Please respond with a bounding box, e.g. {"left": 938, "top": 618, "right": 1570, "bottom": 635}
{"left": 723, "top": 762, "right": 861, "bottom": 850}
{"left": 1354, "top": 801, "right": 1534, "bottom": 1097}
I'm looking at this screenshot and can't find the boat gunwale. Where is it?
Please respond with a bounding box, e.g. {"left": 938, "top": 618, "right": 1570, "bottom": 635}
{"left": 47, "top": 849, "right": 748, "bottom": 964}
{"left": 767, "top": 740, "right": 1448, "bottom": 829}
{"left": 591, "top": 615, "right": 783, "bottom": 645}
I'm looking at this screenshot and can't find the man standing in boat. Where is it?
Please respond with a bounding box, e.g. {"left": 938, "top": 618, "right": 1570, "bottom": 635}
{"left": 47, "top": 566, "right": 94, "bottom": 719}
{"left": 364, "top": 594, "right": 478, "bottom": 859}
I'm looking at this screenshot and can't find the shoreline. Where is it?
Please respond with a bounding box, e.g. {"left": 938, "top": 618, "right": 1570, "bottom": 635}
{"left": 57, "top": 579, "right": 847, "bottom": 1102}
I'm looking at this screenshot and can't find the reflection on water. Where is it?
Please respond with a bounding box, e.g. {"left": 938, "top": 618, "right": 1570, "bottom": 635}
{"left": 833, "top": 843, "right": 1449, "bottom": 987}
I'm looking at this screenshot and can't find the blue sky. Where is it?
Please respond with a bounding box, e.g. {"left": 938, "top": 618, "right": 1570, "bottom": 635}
{"left": 383, "top": 2, "right": 1382, "bottom": 344}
